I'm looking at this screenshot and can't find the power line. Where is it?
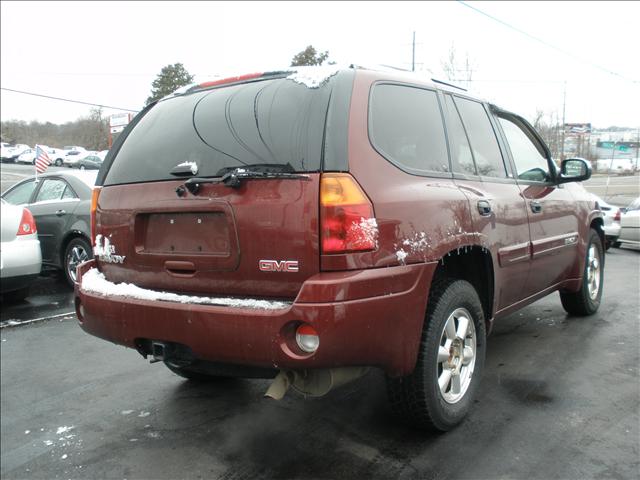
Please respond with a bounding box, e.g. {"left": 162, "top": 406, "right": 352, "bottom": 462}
{"left": 457, "top": 1, "right": 638, "bottom": 83}
{"left": 0, "top": 88, "right": 139, "bottom": 112}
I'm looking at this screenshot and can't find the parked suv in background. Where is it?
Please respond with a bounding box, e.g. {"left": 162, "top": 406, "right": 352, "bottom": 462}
{"left": 75, "top": 66, "right": 604, "bottom": 431}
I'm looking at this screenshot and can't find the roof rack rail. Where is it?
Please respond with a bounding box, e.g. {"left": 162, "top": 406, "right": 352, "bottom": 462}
{"left": 431, "top": 78, "right": 467, "bottom": 92}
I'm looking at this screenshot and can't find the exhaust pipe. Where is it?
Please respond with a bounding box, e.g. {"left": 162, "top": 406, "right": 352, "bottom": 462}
{"left": 264, "top": 367, "right": 369, "bottom": 399}
{"left": 264, "top": 371, "right": 294, "bottom": 400}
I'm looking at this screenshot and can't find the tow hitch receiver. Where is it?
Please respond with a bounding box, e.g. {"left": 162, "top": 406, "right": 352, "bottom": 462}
{"left": 150, "top": 341, "right": 166, "bottom": 363}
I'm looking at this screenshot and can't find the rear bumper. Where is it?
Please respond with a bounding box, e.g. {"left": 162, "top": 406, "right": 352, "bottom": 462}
{"left": 75, "top": 260, "right": 436, "bottom": 376}
{"left": 1, "top": 238, "right": 42, "bottom": 280}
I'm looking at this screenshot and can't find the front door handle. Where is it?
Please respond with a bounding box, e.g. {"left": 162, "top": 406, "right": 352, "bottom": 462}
{"left": 55, "top": 209, "right": 66, "bottom": 216}
{"left": 530, "top": 201, "right": 542, "bottom": 214}
{"left": 477, "top": 200, "right": 492, "bottom": 216}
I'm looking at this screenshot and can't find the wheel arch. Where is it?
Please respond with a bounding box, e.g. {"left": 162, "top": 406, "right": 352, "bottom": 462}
{"left": 432, "top": 245, "right": 495, "bottom": 333}
{"left": 60, "top": 230, "right": 92, "bottom": 267}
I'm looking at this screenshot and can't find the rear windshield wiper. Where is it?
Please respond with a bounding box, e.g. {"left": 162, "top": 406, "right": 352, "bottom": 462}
{"left": 178, "top": 167, "right": 310, "bottom": 195}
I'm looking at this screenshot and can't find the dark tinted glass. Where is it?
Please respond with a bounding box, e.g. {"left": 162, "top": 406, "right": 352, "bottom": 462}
{"left": 443, "top": 95, "right": 476, "bottom": 175}
{"left": 104, "top": 78, "right": 332, "bottom": 186}
{"left": 369, "top": 84, "right": 449, "bottom": 174}
{"left": 454, "top": 97, "right": 506, "bottom": 178}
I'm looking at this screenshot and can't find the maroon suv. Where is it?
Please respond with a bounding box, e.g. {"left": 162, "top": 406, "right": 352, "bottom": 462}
{"left": 75, "top": 66, "right": 604, "bottom": 431}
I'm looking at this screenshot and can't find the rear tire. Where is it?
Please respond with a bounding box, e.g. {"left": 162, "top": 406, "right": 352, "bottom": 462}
{"left": 560, "top": 229, "right": 604, "bottom": 316}
{"left": 387, "top": 278, "right": 486, "bottom": 431}
{"left": 63, "top": 237, "right": 92, "bottom": 287}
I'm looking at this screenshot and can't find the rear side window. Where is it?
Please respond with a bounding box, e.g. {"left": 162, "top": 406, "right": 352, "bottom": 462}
{"left": 35, "top": 179, "right": 68, "bottom": 202}
{"left": 104, "top": 78, "right": 332, "bottom": 186}
{"left": 369, "top": 84, "right": 449, "bottom": 175}
{"left": 454, "top": 97, "right": 507, "bottom": 178}
{"left": 443, "top": 95, "right": 476, "bottom": 176}
{"left": 3, "top": 180, "right": 36, "bottom": 205}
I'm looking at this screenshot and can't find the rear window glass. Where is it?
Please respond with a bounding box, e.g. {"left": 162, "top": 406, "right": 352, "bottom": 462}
{"left": 104, "top": 78, "right": 332, "bottom": 186}
{"left": 369, "top": 84, "right": 449, "bottom": 174}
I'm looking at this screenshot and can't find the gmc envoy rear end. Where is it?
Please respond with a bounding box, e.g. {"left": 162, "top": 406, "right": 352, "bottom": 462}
{"left": 76, "top": 65, "right": 604, "bottom": 431}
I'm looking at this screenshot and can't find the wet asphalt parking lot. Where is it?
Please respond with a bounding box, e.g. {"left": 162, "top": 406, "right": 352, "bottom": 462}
{"left": 1, "top": 246, "right": 638, "bottom": 480}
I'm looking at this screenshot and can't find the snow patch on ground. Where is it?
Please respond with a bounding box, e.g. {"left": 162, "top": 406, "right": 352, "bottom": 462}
{"left": 81, "top": 268, "right": 290, "bottom": 310}
{"left": 121, "top": 410, "right": 134, "bottom": 415}
{"left": 56, "top": 426, "right": 74, "bottom": 435}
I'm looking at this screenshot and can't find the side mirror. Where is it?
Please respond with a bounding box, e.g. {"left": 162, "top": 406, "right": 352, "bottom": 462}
{"left": 558, "top": 157, "right": 591, "bottom": 184}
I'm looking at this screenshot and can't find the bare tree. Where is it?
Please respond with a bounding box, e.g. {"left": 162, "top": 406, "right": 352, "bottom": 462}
{"left": 440, "top": 43, "right": 476, "bottom": 89}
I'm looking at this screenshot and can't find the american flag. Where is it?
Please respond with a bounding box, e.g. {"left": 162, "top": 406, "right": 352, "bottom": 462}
{"left": 35, "top": 145, "right": 51, "bottom": 174}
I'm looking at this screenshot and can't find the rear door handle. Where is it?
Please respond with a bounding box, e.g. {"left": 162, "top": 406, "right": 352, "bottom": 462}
{"left": 55, "top": 209, "right": 66, "bottom": 216}
{"left": 530, "top": 201, "right": 542, "bottom": 214}
{"left": 477, "top": 200, "right": 492, "bottom": 216}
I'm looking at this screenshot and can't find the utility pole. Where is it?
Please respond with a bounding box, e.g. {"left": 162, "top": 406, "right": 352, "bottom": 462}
{"left": 634, "top": 127, "right": 640, "bottom": 173}
{"left": 560, "top": 81, "right": 567, "bottom": 161}
{"left": 412, "top": 31, "right": 416, "bottom": 72}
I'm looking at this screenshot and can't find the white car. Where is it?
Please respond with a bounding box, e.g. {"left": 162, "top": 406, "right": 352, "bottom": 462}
{"left": 0, "top": 199, "right": 42, "bottom": 301}
{"left": 591, "top": 194, "right": 622, "bottom": 250}
{"left": 48, "top": 148, "right": 67, "bottom": 166}
{"left": 63, "top": 150, "right": 95, "bottom": 168}
{"left": 16, "top": 148, "right": 36, "bottom": 164}
{"left": 596, "top": 158, "right": 635, "bottom": 175}
{"left": 619, "top": 197, "right": 640, "bottom": 249}
{"left": 1, "top": 143, "right": 30, "bottom": 163}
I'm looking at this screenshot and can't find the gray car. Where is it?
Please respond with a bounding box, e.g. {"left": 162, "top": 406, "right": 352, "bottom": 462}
{"left": 1, "top": 199, "right": 42, "bottom": 300}
{"left": 1, "top": 171, "right": 97, "bottom": 287}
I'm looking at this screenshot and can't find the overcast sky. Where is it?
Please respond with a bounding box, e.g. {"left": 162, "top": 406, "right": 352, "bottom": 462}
{"left": 1, "top": 1, "right": 639, "bottom": 129}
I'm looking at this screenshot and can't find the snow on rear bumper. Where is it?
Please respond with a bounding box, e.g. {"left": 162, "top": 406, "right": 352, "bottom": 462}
{"left": 75, "top": 260, "right": 436, "bottom": 376}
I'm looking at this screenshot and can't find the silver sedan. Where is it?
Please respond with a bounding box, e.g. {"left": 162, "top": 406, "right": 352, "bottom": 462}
{"left": 1, "top": 199, "right": 42, "bottom": 301}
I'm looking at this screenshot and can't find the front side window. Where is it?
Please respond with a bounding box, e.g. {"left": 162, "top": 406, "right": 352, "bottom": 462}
{"left": 499, "top": 117, "right": 551, "bottom": 182}
{"left": 369, "top": 84, "right": 449, "bottom": 174}
{"left": 35, "top": 179, "right": 68, "bottom": 202}
{"left": 454, "top": 97, "right": 507, "bottom": 178}
{"left": 3, "top": 180, "right": 36, "bottom": 205}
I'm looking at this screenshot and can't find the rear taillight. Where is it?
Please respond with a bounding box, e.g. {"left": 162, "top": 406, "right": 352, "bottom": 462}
{"left": 90, "top": 187, "right": 101, "bottom": 245}
{"left": 614, "top": 209, "right": 621, "bottom": 222}
{"left": 17, "top": 208, "right": 37, "bottom": 236}
{"left": 320, "top": 173, "right": 377, "bottom": 254}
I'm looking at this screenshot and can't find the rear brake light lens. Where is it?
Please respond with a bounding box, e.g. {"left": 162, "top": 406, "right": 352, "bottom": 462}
{"left": 17, "top": 208, "right": 37, "bottom": 236}
{"left": 90, "top": 187, "right": 101, "bottom": 245}
{"left": 320, "top": 173, "right": 377, "bottom": 254}
{"left": 295, "top": 324, "right": 319, "bottom": 353}
{"left": 614, "top": 209, "right": 621, "bottom": 222}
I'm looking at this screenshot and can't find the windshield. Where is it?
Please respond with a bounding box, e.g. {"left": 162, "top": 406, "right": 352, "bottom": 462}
{"left": 103, "top": 77, "right": 333, "bottom": 186}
